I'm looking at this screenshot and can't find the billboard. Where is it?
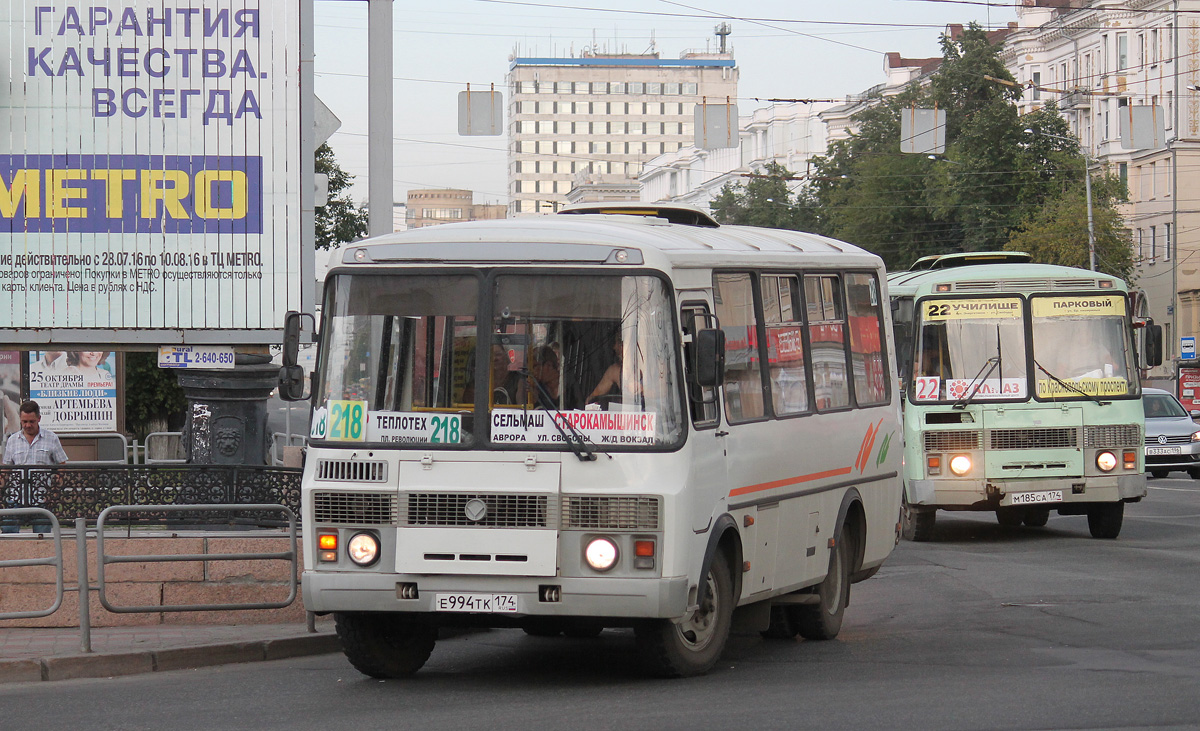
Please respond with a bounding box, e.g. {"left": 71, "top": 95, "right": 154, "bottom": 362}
{"left": 29, "top": 350, "right": 118, "bottom": 432}
{"left": 0, "top": 1, "right": 306, "bottom": 343}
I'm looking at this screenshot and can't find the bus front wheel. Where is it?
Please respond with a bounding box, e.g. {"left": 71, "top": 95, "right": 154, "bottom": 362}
{"left": 901, "top": 496, "right": 936, "bottom": 542}
{"left": 1087, "top": 502, "right": 1124, "bottom": 539}
{"left": 796, "top": 534, "right": 851, "bottom": 641}
{"left": 636, "top": 551, "right": 734, "bottom": 677}
{"left": 335, "top": 612, "right": 437, "bottom": 678}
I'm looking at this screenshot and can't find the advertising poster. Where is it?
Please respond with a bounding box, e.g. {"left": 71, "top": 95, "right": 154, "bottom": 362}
{"left": 0, "top": 352, "right": 19, "bottom": 436}
{"left": 0, "top": 2, "right": 302, "bottom": 338}
{"left": 28, "top": 350, "right": 118, "bottom": 432}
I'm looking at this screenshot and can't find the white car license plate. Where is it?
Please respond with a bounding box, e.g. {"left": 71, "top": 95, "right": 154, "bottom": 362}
{"left": 1146, "top": 446, "right": 1181, "bottom": 456}
{"left": 1009, "top": 490, "right": 1063, "bottom": 505}
{"left": 435, "top": 593, "right": 518, "bottom": 613}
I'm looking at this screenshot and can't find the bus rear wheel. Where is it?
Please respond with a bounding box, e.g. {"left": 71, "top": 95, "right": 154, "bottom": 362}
{"left": 636, "top": 551, "right": 734, "bottom": 677}
{"left": 335, "top": 612, "right": 436, "bottom": 678}
{"left": 1087, "top": 502, "right": 1124, "bottom": 539}
{"left": 1023, "top": 508, "right": 1050, "bottom": 527}
{"left": 901, "top": 496, "right": 936, "bottom": 542}
{"left": 996, "top": 507, "right": 1026, "bottom": 527}
{"left": 796, "top": 534, "right": 851, "bottom": 641}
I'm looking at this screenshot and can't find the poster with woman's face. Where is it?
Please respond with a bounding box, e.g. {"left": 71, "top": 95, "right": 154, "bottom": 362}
{"left": 29, "top": 351, "right": 118, "bottom": 432}
{"left": 0, "top": 352, "right": 19, "bottom": 436}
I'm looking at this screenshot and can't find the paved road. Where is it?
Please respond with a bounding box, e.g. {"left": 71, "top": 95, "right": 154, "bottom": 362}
{"left": 4, "top": 477, "right": 1199, "bottom": 730}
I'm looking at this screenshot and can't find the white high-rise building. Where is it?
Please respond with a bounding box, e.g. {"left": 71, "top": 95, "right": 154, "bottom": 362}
{"left": 506, "top": 39, "right": 738, "bottom": 216}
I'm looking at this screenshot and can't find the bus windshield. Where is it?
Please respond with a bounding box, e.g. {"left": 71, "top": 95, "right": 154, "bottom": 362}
{"left": 1030, "top": 294, "right": 1137, "bottom": 400}
{"left": 913, "top": 297, "right": 1028, "bottom": 403}
{"left": 313, "top": 271, "right": 684, "bottom": 449}
{"left": 489, "top": 273, "right": 684, "bottom": 449}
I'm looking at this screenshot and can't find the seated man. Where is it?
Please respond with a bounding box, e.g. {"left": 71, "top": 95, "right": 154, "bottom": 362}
{"left": 587, "top": 337, "right": 624, "bottom": 405}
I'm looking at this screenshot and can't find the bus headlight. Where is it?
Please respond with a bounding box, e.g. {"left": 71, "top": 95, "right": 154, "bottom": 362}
{"left": 949, "top": 454, "right": 972, "bottom": 476}
{"left": 347, "top": 532, "right": 380, "bottom": 567}
{"left": 584, "top": 537, "right": 619, "bottom": 571}
{"left": 1096, "top": 451, "right": 1118, "bottom": 472}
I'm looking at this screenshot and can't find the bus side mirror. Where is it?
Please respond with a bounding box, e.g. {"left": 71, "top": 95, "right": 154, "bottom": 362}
{"left": 693, "top": 328, "right": 725, "bottom": 388}
{"left": 279, "top": 311, "right": 315, "bottom": 402}
{"left": 278, "top": 365, "right": 307, "bottom": 402}
{"left": 1144, "top": 323, "right": 1163, "bottom": 368}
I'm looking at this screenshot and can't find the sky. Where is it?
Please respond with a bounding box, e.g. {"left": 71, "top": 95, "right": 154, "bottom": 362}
{"left": 311, "top": 0, "right": 1019, "bottom": 208}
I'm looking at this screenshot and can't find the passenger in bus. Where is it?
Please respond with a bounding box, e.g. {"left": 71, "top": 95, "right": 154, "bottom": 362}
{"left": 488, "top": 345, "right": 524, "bottom": 405}
{"left": 586, "top": 337, "right": 625, "bottom": 406}
{"left": 527, "top": 345, "right": 562, "bottom": 408}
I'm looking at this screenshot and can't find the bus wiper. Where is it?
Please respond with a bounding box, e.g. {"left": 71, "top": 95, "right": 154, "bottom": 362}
{"left": 520, "top": 370, "right": 598, "bottom": 462}
{"left": 952, "top": 356, "right": 999, "bottom": 409}
{"left": 1033, "top": 359, "right": 1107, "bottom": 406}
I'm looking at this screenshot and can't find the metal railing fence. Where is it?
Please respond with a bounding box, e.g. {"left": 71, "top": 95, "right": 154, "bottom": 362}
{"left": 0, "top": 507, "right": 301, "bottom": 653}
{"left": 0, "top": 465, "right": 301, "bottom": 528}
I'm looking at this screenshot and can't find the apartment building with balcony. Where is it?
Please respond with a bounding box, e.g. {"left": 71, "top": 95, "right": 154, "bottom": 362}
{"left": 1001, "top": 0, "right": 1200, "bottom": 375}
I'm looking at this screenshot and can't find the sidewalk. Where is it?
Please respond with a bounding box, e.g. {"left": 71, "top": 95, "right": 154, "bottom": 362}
{"left": 0, "top": 620, "right": 341, "bottom": 684}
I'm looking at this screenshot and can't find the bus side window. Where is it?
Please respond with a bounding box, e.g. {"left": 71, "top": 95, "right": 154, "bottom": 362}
{"left": 682, "top": 303, "right": 719, "bottom": 426}
{"left": 760, "top": 274, "right": 809, "bottom": 416}
{"left": 846, "top": 273, "right": 889, "bottom": 406}
{"left": 714, "top": 272, "right": 766, "bottom": 422}
{"left": 804, "top": 274, "right": 851, "bottom": 411}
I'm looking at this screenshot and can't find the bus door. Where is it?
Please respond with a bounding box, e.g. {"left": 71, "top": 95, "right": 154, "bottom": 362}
{"left": 681, "top": 298, "right": 727, "bottom": 533}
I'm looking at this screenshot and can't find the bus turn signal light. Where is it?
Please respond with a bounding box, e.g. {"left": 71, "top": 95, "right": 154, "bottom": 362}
{"left": 319, "top": 534, "right": 338, "bottom": 551}
{"left": 1123, "top": 450, "right": 1137, "bottom": 470}
{"left": 927, "top": 455, "right": 941, "bottom": 476}
{"left": 634, "top": 539, "right": 656, "bottom": 569}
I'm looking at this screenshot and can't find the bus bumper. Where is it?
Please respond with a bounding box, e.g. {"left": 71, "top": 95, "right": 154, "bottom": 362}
{"left": 303, "top": 571, "right": 691, "bottom": 620}
{"left": 907, "top": 473, "right": 1146, "bottom": 509}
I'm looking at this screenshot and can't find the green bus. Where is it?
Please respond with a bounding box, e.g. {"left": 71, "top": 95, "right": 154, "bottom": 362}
{"left": 888, "top": 252, "right": 1162, "bottom": 540}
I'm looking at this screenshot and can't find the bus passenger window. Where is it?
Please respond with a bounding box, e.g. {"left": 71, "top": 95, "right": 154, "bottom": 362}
{"left": 714, "top": 272, "right": 766, "bottom": 422}
{"left": 761, "top": 275, "right": 809, "bottom": 415}
{"left": 805, "top": 274, "right": 851, "bottom": 411}
{"left": 846, "top": 273, "right": 889, "bottom": 406}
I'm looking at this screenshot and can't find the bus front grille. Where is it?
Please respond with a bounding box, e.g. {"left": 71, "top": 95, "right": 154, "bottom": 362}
{"left": 405, "top": 493, "right": 551, "bottom": 528}
{"left": 315, "top": 459, "right": 388, "bottom": 482}
{"left": 561, "top": 496, "right": 661, "bottom": 531}
{"left": 313, "top": 492, "right": 398, "bottom": 525}
{"left": 1085, "top": 424, "right": 1141, "bottom": 448}
{"left": 924, "top": 430, "right": 982, "bottom": 452}
{"left": 990, "top": 428, "right": 1077, "bottom": 450}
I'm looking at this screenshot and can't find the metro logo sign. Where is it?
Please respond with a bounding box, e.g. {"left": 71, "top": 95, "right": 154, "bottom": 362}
{"left": 0, "top": 155, "right": 262, "bottom": 233}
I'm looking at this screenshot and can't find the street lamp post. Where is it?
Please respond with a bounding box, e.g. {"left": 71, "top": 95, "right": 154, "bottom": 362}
{"left": 1024, "top": 128, "right": 1096, "bottom": 271}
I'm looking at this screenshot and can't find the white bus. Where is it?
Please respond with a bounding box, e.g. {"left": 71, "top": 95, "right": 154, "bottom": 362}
{"left": 281, "top": 204, "right": 903, "bottom": 677}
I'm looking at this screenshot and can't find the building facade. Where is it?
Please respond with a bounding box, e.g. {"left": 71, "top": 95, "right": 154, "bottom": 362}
{"left": 406, "top": 189, "right": 505, "bottom": 229}
{"left": 506, "top": 45, "right": 738, "bottom": 216}
{"left": 639, "top": 102, "right": 832, "bottom": 211}
{"left": 1001, "top": 0, "right": 1200, "bottom": 378}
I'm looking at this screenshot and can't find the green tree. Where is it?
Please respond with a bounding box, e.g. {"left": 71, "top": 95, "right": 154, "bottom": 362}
{"left": 123, "top": 352, "right": 187, "bottom": 441}
{"left": 1006, "top": 173, "right": 1134, "bottom": 281}
{"left": 710, "top": 162, "right": 821, "bottom": 232}
{"left": 315, "top": 142, "right": 369, "bottom": 249}
{"left": 805, "top": 24, "right": 1131, "bottom": 273}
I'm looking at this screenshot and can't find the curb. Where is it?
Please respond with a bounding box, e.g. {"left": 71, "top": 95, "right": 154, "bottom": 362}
{"left": 0, "top": 632, "right": 342, "bottom": 684}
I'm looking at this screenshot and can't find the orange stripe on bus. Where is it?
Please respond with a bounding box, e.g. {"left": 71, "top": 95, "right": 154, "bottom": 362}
{"left": 728, "top": 466, "right": 853, "bottom": 498}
